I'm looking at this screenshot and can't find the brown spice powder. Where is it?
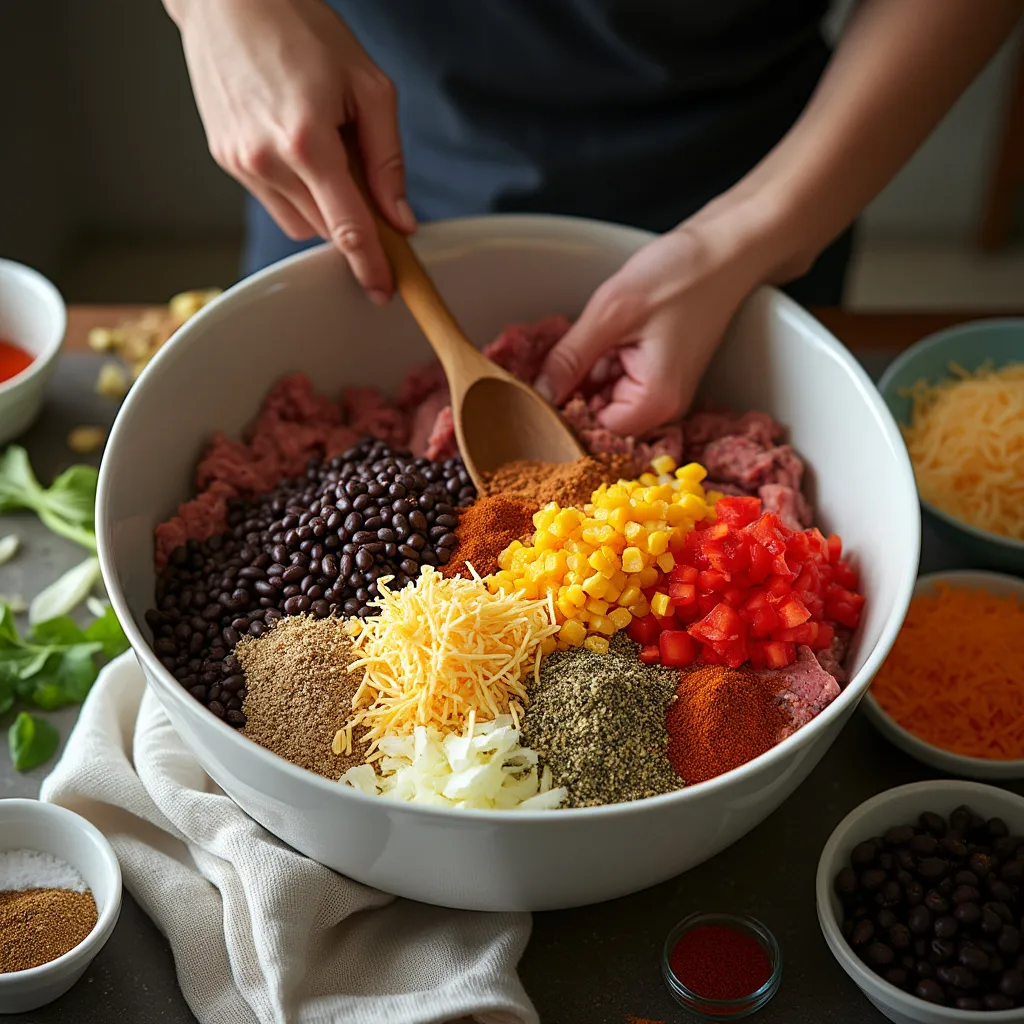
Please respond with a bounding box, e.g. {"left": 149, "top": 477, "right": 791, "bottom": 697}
{"left": 237, "top": 614, "right": 367, "bottom": 779}
{"left": 481, "top": 453, "right": 640, "bottom": 508}
{"left": 0, "top": 888, "right": 97, "bottom": 973}
{"left": 441, "top": 494, "right": 538, "bottom": 579}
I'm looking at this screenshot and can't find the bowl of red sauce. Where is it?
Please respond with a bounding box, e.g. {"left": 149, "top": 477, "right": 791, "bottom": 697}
{"left": 0, "top": 258, "right": 66, "bottom": 445}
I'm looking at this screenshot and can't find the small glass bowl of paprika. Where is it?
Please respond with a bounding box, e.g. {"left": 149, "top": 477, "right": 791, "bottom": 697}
{"left": 661, "top": 912, "right": 782, "bottom": 1019}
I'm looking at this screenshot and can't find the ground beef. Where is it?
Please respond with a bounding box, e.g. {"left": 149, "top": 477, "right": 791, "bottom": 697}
{"left": 686, "top": 407, "right": 811, "bottom": 529}
{"left": 154, "top": 317, "right": 816, "bottom": 566}
{"left": 763, "top": 645, "right": 842, "bottom": 739}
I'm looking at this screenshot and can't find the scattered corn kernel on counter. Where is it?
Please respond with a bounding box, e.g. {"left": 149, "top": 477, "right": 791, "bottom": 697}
{"left": 144, "top": 317, "right": 864, "bottom": 810}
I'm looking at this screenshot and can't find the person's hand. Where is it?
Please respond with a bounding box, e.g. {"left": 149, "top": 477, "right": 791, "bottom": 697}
{"left": 534, "top": 206, "right": 788, "bottom": 437}
{"left": 170, "top": 0, "right": 413, "bottom": 302}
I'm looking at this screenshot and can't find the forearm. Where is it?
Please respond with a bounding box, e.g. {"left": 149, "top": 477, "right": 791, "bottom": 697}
{"left": 703, "top": 0, "right": 1023, "bottom": 283}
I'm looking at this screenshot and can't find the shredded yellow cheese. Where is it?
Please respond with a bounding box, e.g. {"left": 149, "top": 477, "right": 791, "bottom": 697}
{"left": 336, "top": 566, "right": 559, "bottom": 758}
{"left": 901, "top": 362, "right": 1024, "bottom": 541}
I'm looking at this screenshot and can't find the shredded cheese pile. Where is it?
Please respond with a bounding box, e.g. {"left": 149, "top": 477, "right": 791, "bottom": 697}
{"left": 901, "top": 362, "right": 1024, "bottom": 540}
{"left": 342, "top": 713, "right": 567, "bottom": 810}
{"left": 872, "top": 583, "right": 1024, "bottom": 759}
{"left": 336, "top": 566, "right": 559, "bottom": 757}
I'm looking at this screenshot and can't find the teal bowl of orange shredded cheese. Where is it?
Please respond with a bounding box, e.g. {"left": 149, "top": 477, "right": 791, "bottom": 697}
{"left": 863, "top": 570, "right": 1024, "bottom": 778}
{"left": 876, "top": 318, "right": 1024, "bottom": 572}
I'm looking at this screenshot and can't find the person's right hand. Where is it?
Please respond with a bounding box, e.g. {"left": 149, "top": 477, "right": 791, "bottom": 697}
{"left": 170, "top": 0, "right": 414, "bottom": 303}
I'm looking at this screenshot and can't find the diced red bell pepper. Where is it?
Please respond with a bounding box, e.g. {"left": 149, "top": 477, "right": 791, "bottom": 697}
{"left": 659, "top": 630, "right": 697, "bottom": 667}
{"left": 669, "top": 580, "right": 696, "bottom": 606}
{"left": 670, "top": 565, "right": 699, "bottom": 585}
{"left": 723, "top": 587, "right": 749, "bottom": 609}
{"left": 832, "top": 560, "right": 859, "bottom": 591}
{"left": 689, "top": 602, "right": 744, "bottom": 643}
{"left": 766, "top": 575, "right": 793, "bottom": 600}
{"left": 696, "top": 592, "right": 721, "bottom": 616}
{"left": 777, "top": 597, "right": 811, "bottom": 629}
{"left": 747, "top": 540, "right": 773, "bottom": 584}
{"left": 638, "top": 644, "right": 661, "bottom": 665}
{"left": 776, "top": 621, "right": 819, "bottom": 645}
{"left": 705, "top": 535, "right": 750, "bottom": 575}
{"left": 698, "top": 644, "right": 725, "bottom": 666}
{"left": 746, "top": 513, "right": 787, "bottom": 555}
{"left": 714, "top": 495, "right": 762, "bottom": 528}
{"left": 627, "top": 613, "right": 661, "bottom": 646}
{"left": 698, "top": 570, "right": 730, "bottom": 592}
{"left": 827, "top": 533, "right": 842, "bottom": 563}
{"left": 761, "top": 640, "right": 796, "bottom": 669}
{"left": 811, "top": 622, "right": 835, "bottom": 651}
{"left": 684, "top": 529, "right": 709, "bottom": 569}
{"left": 653, "top": 611, "right": 681, "bottom": 632}
{"left": 825, "top": 588, "right": 865, "bottom": 629}
{"left": 718, "top": 635, "right": 751, "bottom": 668}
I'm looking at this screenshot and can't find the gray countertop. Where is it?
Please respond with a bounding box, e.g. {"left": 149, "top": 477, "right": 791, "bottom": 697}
{"left": 3, "top": 352, "right": 1014, "bottom": 1024}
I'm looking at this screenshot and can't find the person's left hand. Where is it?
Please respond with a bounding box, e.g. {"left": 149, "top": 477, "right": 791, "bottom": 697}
{"left": 533, "top": 210, "right": 786, "bottom": 437}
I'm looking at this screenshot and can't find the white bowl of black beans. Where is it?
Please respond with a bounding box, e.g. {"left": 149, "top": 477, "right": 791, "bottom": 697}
{"left": 817, "top": 780, "right": 1024, "bottom": 1022}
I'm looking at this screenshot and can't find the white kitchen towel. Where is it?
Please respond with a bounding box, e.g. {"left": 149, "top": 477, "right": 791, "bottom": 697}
{"left": 41, "top": 652, "right": 538, "bottom": 1024}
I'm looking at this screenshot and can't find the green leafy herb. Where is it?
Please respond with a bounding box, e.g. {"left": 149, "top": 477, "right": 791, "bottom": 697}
{"left": 8, "top": 711, "right": 61, "bottom": 771}
{"left": 0, "top": 446, "right": 97, "bottom": 551}
{"left": 0, "top": 603, "right": 128, "bottom": 717}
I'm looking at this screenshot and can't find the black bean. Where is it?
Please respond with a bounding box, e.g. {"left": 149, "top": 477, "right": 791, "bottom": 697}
{"left": 931, "top": 938, "right": 956, "bottom": 962}
{"left": 935, "top": 916, "right": 958, "bottom": 939}
{"left": 941, "top": 837, "right": 968, "bottom": 861}
{"left": 988, "top": 901, "right": 1013, "bottom": 925}
{"left": 959, "top": 945, "right": 990, "bottom": 973}
{"left": 355, "top": 549, "right": 374, "bottom": 571}
{"left": 989, "top": 818, "right": 1011, "bottom": 840}
{"left": 865, "top": 942, "right": 894, "bottom": 967}
{"left": 953, "top": 885, "right": 980, "bottom": 905}
{"left": 991, "top": 880, "right": 1015, "bottom": 904}
{"left": 885, "top": 824, "right": 916, "bottom": 847}
{"left": 985, "top": 992, "right": 1015, "bottom": 1010}
{"left": 879, "top": 880, "right": 902, "bottom": 907}
{"left": 1002, "top": 860, "right": 1024, "bottom": 884}
{"left": 906, "top": 882, "right": 925, "bottom": 906}
{"left": 915, "top": 979, "right": 946, "bottom": 1004}
{"left": 225, "top": 709, "right": 246, "bottom": 726}
{"left": 1000, "top": 926, "right": 1022, "bottom": 955}
{"left": 955, "top": 902, "right": 982, "bottom": 927}
{"left": 884, "top": 967, "right": 910, "bottom": 989}
{"left": 208, "top": 700, "right": 225, "bottom": 718}
{"left": 911, "top": 834, "right": 938, "bottom": 857}
{"left": 852, "top": 920, "right": 875, "bottom": 946}
{"left": 955, "top": 996, "right": 983, "bottom": 1010}
{"left": 311, "top": 599, "right": 331, "bottom": 618}
{"left": 983, "top": 907, "right": 1004, "bottom": 933}
{"left": 877, "top": 909, "right": 898, "bottom": 931}
{"left": 925, "top": 891, "right": 950, "bottom": 914}
{"left": 889, "top": 924, "right": 912, "bottom": 950}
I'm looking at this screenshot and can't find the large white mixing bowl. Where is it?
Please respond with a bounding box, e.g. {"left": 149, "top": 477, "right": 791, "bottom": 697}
{"left": 96, "top": 216, "right": 920, "bottom": 911}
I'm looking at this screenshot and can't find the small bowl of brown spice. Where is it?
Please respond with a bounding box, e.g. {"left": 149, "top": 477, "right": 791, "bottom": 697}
{"left": 0, "top": 799, "right": 121, "bottom": 1015}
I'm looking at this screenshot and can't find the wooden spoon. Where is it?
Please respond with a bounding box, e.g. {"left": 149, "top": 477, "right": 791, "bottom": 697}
{"left": 343, "top": 142, "right": 584, "bottom": 493}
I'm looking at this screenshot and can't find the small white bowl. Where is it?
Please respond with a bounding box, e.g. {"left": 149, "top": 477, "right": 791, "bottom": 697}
{"left": 863, "top": 571, "right": 1024, "bottom": 780}
{"left": 817, "top": 780, "right": 1024, "bottom": 1024}
{"left": 0, "top": 258, "right": 66, "bottom": 446}
{"left": 0, "top": 799, "right": 122, "bottom": 1015}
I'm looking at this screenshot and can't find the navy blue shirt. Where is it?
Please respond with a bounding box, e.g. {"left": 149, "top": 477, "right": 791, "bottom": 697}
{"left": 243, "top": 1, "right": 850, "bottom": 303}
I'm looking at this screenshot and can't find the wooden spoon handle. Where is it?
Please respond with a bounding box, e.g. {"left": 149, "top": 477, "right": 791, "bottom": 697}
{"left": 341, "top": 131, "right": 483, "bottom": 380}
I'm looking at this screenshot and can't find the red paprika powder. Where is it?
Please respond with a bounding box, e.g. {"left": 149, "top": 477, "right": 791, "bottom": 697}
{"left": 665, "top": 666, "right": 786, "bottom": 784}
{"left": 441, "top": 493, "right": 537, "bottom": 579}
{"left": 669, "top": 923, "right": 771, "bottom": 1001}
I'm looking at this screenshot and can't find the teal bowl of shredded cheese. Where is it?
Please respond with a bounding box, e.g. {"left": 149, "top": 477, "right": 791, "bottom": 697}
{"left": 877, "top": 318, "right": 1024, "bottom": 574}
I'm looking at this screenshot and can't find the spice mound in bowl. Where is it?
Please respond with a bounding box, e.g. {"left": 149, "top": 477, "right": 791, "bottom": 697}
{"left": 863, "top": 570, "right": 1024, "bottom": 780}
{"left": 0, "top": 849, "right": 97, "bottom": 975}
{"left": 143, "top": 314, "right": 866, "bottom": 813}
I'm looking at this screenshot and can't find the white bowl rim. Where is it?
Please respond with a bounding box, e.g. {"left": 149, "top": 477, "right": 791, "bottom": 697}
{"left": 816, "top": 779, "right": 1024, "bottom": 1021}
{"left": 876, "top": 318, "right": 1024, "bottom": 554}
{"left": 0, "top": 798, "right": 122, "bottom": 982}
{"left": 863, "top": 569, "right": 1024, "bottom": 773}
{"left": 96, "top": 213, "right": 922, "bottom": 823}
{"left": 0, "top": 257, "right": 67, "bottom": 397}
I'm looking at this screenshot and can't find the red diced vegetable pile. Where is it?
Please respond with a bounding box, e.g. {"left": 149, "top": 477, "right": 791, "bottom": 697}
{"left": 626, "top": 497, "right": 864, "bottom": 669}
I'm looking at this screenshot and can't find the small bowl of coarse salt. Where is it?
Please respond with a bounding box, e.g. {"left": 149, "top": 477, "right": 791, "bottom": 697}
{"left": 0, "top": 799, "right": 121, "bottom": 1015}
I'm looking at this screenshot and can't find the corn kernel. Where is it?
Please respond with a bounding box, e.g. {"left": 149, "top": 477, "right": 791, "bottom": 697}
{"left": 624, "top": 520, "right": 645, "bottom": 542}
{"left": 651, "top": 592, "right": 671, "bottom": 617}
{"left": 566, "top": 584, "right": 587, "bottom": 608}
{"left": 618, "top": 585, "right": 642, "bottom": 608}
{"left": 621, "top": 546, "right": 644, "bottom": 573}
{"left": 590, "top": 614, "right": 616, "bottom": 636}
{"left": 559, "top": 620, "right": 587, "bottom": 646}
{"left": 639, "top": 472, "right": 658, "bottom": 486}
{"left": 586, "top": 598, "right": 610, "bottom": 616}
{"left": 582, "top": 573, "right": 609, "bottom": 598}
{"left": 592, "top": 505, "right": 610, "bottom": 521}
{"left": 656, "top": 552, "right": 676, "bottom": 573}
{"left": 551, "top": 509, "right": 580, "bottom": 537}
{"left": 638, "top": 566, "right": 660, "bottom": 589}
{"left": 628, "top": 599, "right": 650, "bottom": 618}
{"left": 676, "top": 462, "right": 708, "bottom": 482}
{"left": 533, "top": 507, "right": 557, "bottom": 530}
{"left": 646, "top": 530, "right": 670, "bottom": 556}
{"left": 609, "top": 607, "right": 633, "bottom": 630}
{"left": 651, "top": 454, "right": 677, "bottom": 476}
{"left": 588, "top": 549, "right": 612, "bottom": 574}
{"left": 557, "top": 596, "right": 577, "bottom": 620}
{"left": 583, "top": 635, "right": 610, "bottom": 655}
{"left": 540, "top": 637, "right": 557, "bottom": 655}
